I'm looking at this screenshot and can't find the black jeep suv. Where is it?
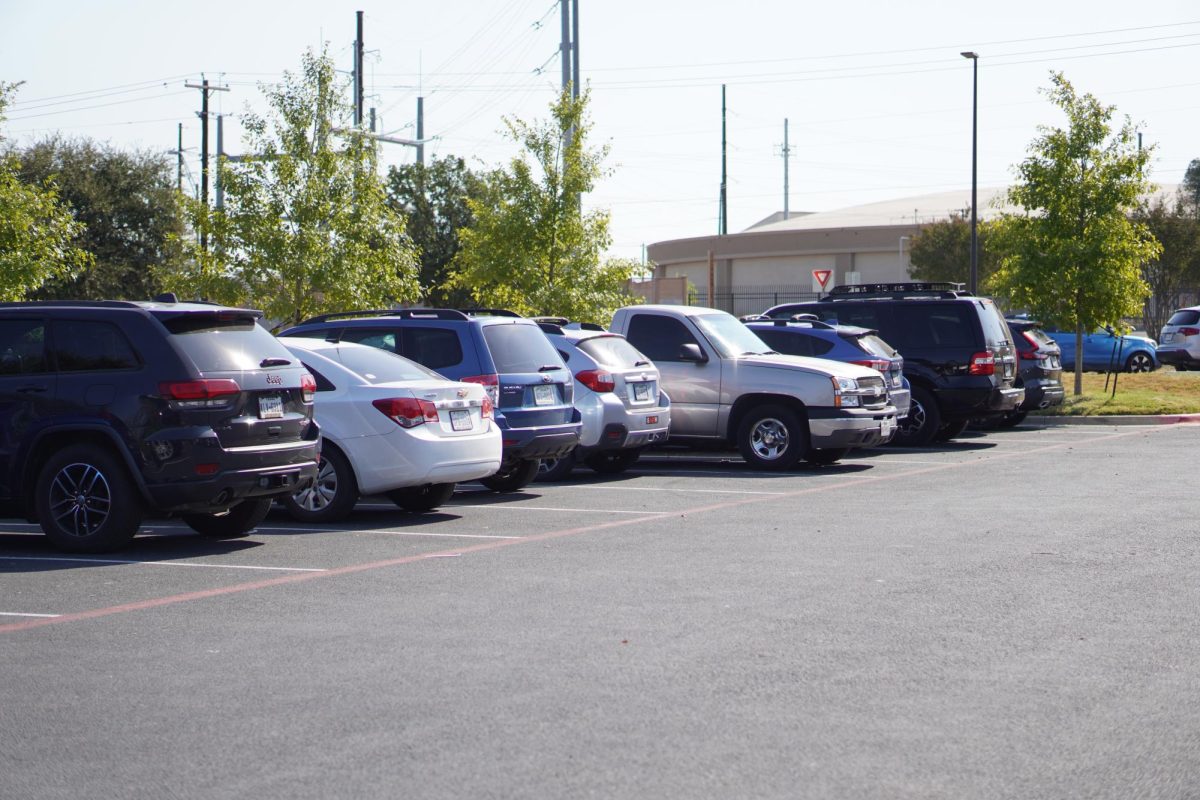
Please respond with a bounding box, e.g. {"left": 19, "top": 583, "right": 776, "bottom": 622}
{"left": 764, "top": 283, "right": 1023, "bottom": 446}
{"left": 0, "top": 298, "right": 320, "bottom": 552}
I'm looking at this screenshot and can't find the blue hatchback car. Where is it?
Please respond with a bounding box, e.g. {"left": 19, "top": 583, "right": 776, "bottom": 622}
{"left": 1032, "top": 324, "right": 1158, "bottom": 373}
{"left": 280, "top": 309, "right": 581, "bottom": 492}
{"left": 743, "top": 315, "right": 911, "bottom": 420}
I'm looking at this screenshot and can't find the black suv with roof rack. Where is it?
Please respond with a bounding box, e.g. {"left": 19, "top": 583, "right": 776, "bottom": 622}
{"left": 279, "top": 308, "right": 580, "bottom": 492}
{"left": 763, "top": 283, "right": 1023, "bottom": 446}
{"left": 0, "top": 297, "right": 320, "bottom": 552}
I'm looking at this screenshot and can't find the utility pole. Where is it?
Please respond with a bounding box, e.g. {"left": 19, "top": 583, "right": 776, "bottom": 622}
{"left": 781, "top": 118, "right": 791, "bottom": 221}
{"left": 216, "top": 114, "right": 226, "bottom": 210}
{"left": 571, "top": 0, "right": 579, "bottom": 100}
{"left": 719, "top": 84, "right": 728, "bottom": 236}
{"left": 416, "top": 97, "right": 425, "bottom": 165}
{"left": 560, "top": 0, "right": 571, "bottom": 93}
{"left": 175, "top": 123, "right": 183, "bottom": 191}
{"left": 185, "top": 77, "right": 230, "bottom": 250}
{"left": 354, "top": 10, "right": 365, "bottom": 128}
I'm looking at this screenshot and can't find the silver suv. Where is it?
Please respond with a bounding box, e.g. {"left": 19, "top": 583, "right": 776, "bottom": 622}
{"left": 1158, "top": 306, "right": 1200, "bottom": 370}
{"left": 610, "top": 305, "right": 898, "bottom": 468}
{"left": 535, "top": 321, "right": 671, "bottom": 480}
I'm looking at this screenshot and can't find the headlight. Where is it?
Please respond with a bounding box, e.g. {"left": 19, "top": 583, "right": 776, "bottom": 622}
{"left": 831, "top": 375, "right": 862, "bottom": 408}
{"left": 833, "top": 376, "right": 858, "bottom": 392}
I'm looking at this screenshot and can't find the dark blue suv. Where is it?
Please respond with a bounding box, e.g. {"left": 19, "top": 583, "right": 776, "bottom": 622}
{"left": 280, "top": 309, "right": 581, "bottom": 491}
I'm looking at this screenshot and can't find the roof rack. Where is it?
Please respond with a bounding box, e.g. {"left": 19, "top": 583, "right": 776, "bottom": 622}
{"left": 824, "top": 282, "right": 972, "bottom": 300}
{"left": 300, "top": 308, "right": 469, "bottom": 325}
{"left": 568, "top": 322, "right": 606, "bottom": 331}
{"left": 530, "top": 316, "right": 569, "bottom": 326}
{"left": 460, "top": 308, "right": 522, "bottom": 318}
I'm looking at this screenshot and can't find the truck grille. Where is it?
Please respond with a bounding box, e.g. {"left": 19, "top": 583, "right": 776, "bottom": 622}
{"left": 858, "top": 375, "right": 888, "bottom": 409}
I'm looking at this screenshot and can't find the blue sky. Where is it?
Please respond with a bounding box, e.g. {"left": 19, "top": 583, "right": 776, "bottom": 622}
{"left": 2, "top": 1, "right": 1197, "bottom": 260}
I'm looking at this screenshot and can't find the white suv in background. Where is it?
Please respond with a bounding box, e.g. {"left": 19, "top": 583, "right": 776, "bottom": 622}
{"left": 1158, "top": 306, "right": 1200, "bottom": 371}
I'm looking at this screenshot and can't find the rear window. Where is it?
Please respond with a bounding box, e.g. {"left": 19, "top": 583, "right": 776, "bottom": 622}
{"left": 481, "top": 323, "right": 564, "bottom": 373}
{"left": 330, "top": 345, "right": 442, "bottom": 384}
{"left": 854, "top": 333, "right": 898, "bottom": 359}
{"left": 160, "top": 315, "right": 293, "bottom": 372}
{"left": 1013, "top": 326, "right": 1055, "bottom": 349}
{"left": 576, "top": 335, "right": 649, "bottom": 368}
{"left": 1167, "top": 309, "right": 1200, "bottom": 326}
{"left": 978, "top": 300, "right": 1014, "bottom": 347}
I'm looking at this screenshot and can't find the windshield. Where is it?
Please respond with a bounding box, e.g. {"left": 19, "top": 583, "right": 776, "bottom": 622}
{"left": 692, "top": 313, "right": 773, "bottom": 358}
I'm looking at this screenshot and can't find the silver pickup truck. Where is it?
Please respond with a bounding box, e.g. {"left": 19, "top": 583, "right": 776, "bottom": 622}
{"left": 610, "top": 305, "right": 899, "bottom": 468}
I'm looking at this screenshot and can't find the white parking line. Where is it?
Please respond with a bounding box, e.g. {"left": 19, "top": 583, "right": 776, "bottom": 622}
{"left": 543, "top": 485, "right": 787, "bottom": 496}
{"left": 369, "top": 531, "right": 523, "bottom": 540}
{"left": 0, "top": 612, "right": 61, "bottom": 618}
{"left": 448, "top": 504, "right": 673, "bottom": 515}
{"left": 0, "top": 556, "right": 326, "bottom": 572}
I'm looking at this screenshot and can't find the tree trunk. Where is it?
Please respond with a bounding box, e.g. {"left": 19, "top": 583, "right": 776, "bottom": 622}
{"left": 1074, "top": 322, "right": 1084, "bottom": 396}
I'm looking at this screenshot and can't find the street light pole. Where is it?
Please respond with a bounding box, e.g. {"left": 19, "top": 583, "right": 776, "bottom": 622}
{"left": 961, "top": 51, "right": 979, "bottom": 294}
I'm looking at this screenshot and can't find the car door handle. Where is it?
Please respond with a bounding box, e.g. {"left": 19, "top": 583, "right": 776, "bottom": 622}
{"left": 16, "top": 384, "right": 48, "bottom": 394}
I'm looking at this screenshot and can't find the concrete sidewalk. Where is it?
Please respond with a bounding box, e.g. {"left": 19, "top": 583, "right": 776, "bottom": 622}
{"left": 1028, "top": 412, "right": 1200, "bottom": 426}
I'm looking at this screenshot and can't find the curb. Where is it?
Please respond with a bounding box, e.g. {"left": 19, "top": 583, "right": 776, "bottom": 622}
{"left": 1027, "top": 413, "right": 1200, "bottom": 426}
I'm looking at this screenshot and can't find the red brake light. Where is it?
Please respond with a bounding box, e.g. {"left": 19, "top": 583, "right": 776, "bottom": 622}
{"left": 372, "top": 397, "right": 439, "bottom": 428}
{"left": 462, "top": 373, "right": 500, "bottom": 407}
{"left": 159, "top": 379, "right": 240, "bottom": 408}
{"left": 1179, "top": 327, "right": 1200, "bottom": 336}
{"left": 969, "top": 351, "right": 996, "bottom": 375}
{"left": 850, "top": 359, "right": 890, "bottom": 372}
{"left": 300, "top": 373, "right": 316, "bottom": 403}
{"left": 576, "top": 369, "right": 615, "bottom": 392}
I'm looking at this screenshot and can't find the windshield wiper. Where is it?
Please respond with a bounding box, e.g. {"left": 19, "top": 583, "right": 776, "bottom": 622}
{"left": 537, "top": 364, "right": 561, "bottom": 372}
{"left": 260, "top": 357, "right": 292, "bottom": 367}
{"left": 634, "top": 359, "right": 651, "bottom": 366}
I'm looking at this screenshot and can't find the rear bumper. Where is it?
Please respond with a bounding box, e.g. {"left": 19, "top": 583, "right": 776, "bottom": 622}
{"left": 576, "top": 391, "right": 671, "bottom": 453}
{"left": 1020, "top": 379, "right": 1065, "bottom": 410}
{"left": 346, "top": 427, "right": 502, "bottom": 494}
{"left": 502, "top": 425, "right": 582, "bottom": 460}
{"left": 1157, "top": 347, "right": 1200, "bottom": 368}
{"left": 939, "top": 385, "right": 1025, "bottom": 419}
{"left": 888, "top": 386, "right": 912, "bottom": 420}
{"left": 809, "top": 406, "right": 898, "bottom": 449}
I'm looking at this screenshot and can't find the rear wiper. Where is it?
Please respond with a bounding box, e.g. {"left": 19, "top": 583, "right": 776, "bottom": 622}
{"left": 634, "top": 359, "right": 650, "bottom": 366}
{"left": 537, "top": 364, "right": 561, "bottom": 372}
{"left": 260, "top": 357, "right": 292, "bottom": 367}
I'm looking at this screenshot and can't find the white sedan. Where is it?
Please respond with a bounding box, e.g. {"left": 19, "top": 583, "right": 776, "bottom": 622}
{"left": 281, "top": 339, "right": 501, "bottom": 522}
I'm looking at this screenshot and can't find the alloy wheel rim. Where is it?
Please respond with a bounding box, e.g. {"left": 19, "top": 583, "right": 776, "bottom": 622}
{"left": 295, "top": 458, "right": 337, "bottom": 511}
{"left": 749, "top": 418, "right": 789, "bottom": 460}
{"left": 1129, "top": 353, "right": 1152, "bottom": 372}
{"left": 899, "top": 400, "right": 926, "bottom": 436}
{"left": 49, "top": 462, "right": 112, "bottom": 538}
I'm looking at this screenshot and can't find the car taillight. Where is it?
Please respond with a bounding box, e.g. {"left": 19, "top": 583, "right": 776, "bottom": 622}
{"left": 968, "top": 351, "right": 996, "bottom": 375}
{"left": 159, "top": 379, "right": 240, "bottom": 408}
{"left": 1018, "top": 331, "right": 1041, "bottom": 360}
{"left": 576, "top": 369, "right": 615, "bottom": 392}
{"left": 1179, "top": 327, "right": 1200, "bottom": 336}
{"left": 300, "top": 373, "right": 316, "bottom": 403}
{"left": 480, "top": 394, "right": 494, "bottom": 420}
{"left": 850, "top": 359, "right": 890, "bottom": 373}
{"left": 462, "top": 373, "right": 500, "bottom": 407}
{"left": 372, "top": 397, "right": 439, "bottom": 428}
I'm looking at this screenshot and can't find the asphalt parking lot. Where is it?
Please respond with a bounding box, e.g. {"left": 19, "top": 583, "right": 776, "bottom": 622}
{"left": 4, "top": 422, "right": 1200, "bottom": 799}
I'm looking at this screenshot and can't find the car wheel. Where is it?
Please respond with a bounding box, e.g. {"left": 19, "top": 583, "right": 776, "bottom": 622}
{"left": 584, "top": 449, "right": 641, "bottom": 474}
{"left": 997, "top": 410, "right": 1029, "bottom": 429}
{"left": 1124, "top": 352, "right": 1154, "bottom": 373}
{"left": 535, "top": 449, "right": 577, "bottom": 482}
{"left": 892, "top": 387, "right": 941, "bottom": 447}
{"left": 805, "top": 447, "right": 850, "bottom": 466}
{"left": 933, "top": 418, "right": 970, "bottom": 442}
{"left": 282, "top": 446, "right": 359, "bottom": 523}
{"left": 480, "top": 458, "right": 540, "bottom": 492}
{"left": 181, "top": 497, "right": 273, "bottom": 539}
{"left": 736, "top": 404, "right": 807, "bottom": 470}
{"left": 388, "top": 482, "right": 456, "bottom": 513}
{"left": 35, "top": 444, "right": 143, "bottom": 553}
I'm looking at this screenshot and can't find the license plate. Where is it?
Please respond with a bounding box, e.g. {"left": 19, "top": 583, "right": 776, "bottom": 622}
{"left": 533, "top": 384, "right": 556, "bottom": 406}
{"left": 632, "top": 382, "right": 651, "bottom": 402}
{"left": 1163, "top": 332, "right": 1175, "bottom": 343}
{"left": 258, "top": 395, "right": 283, "bottom": 419}
{"left": 881, "top": 416, "right": 896, "bottom": 437}
{"left": 449, "top": 409, "right": 471, "bottom": 431}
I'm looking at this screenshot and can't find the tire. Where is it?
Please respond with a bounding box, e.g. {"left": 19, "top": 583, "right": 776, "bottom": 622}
{"left": 480, "top": 458, "right": 540, "bottom": 492}
{"left": 805, "top": 447, "right": 850, "bottom": 466}
{"left": 736, "top": 404, "right": 807, "bottom": 470}
{"left": 34, "top": 444, "right": 143, "bottom": 553}
{"left": 892, "top": 387, "right": 941, "bottom": 447}
{"left": 1125, "top": 352, "right": 1155, "bottom": 373}
{"left": 387, "top": 482, "right": 456, "bottom": 513}
{"left": 933, "top": 418, "right": 970, "bottom": 442}
{"left": 282, "top": 446, "right": 359, "bottom": 523}
{"left": 584, "top": 449, "right": 641, "bottom": 475}
{"left": 181, "top": 497, "right": 273, "bottom": 539}
{"left": 997, "top": 410, "right": 1028, "bottom": 429}
{"left": 535, "top": 449, "right": 577, "bottom": 482}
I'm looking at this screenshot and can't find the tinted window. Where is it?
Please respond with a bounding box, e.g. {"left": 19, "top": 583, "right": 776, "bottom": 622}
{"left": 855, "top": 333, "right": 898, "bottom": 359}
{"left": 481, "top": 323, "right": 564, "bottom": 373}
{"left": 625, "top": 314, "right": 699, "bottom": 362}
{"left": 818, "top": 304, "right": 884, "bottom": 331}
{"left": 159, "top": 315, "right": 294, "bottom": 372}
{"left": 51, "top": 320, "right": 140, "bottom": 372}
{"left": 693, "top": 313, "right": 772, "bottom": 358}
{"left": 299, "top": 362, "right": 337, "bottom": 392}
{"left": 1168, "top": 309, "right": 1200, "bottom": 326}
{"left": 977, "top": 300, "right": 1013, "bottom": 347}
{"left": 341, "top": 327, "right": 398, "bottom": 353}
{"left": 754, "top": 328, "right": 807, "bottom": 356}
{"left": 402, "top": 326, "right": 463, "bottom": 370}
{"left": 330, "top": 345, "right": 443, "bottom": 383}
{"left": 577, "top": 335, "right": 649, "bottom": 368}
{"left": 0, "top": 319, "right": 47, "bottom": 375}
{"left": 889, "top": 304, "right": 977, "bottom": 350}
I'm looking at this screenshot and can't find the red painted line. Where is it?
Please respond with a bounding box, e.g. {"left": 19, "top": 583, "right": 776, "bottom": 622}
{"left": 0, "top": 426, "right": 1155, "bottom": 635}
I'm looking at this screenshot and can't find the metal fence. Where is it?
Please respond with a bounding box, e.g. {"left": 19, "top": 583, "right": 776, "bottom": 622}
{"left": 691, "top": 286, "right": 820, "bottom": 317}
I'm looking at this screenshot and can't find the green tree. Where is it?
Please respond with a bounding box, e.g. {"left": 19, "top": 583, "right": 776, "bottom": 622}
{"left": 906, "top": 213, "right": 998, "bottom": 285}
{"left": 168, "top": 49, "right": 419, "bottom": 327}
{"left": 386, "top": 156, "right": 481, "bottom": 307}
{"left": 0, "top": 82, "right": 91, "bottom": 300}
{"left": 988, "top": 73, "right": 1160, "bottom": 394}
{"left": 446, "top": 89, "right": 639, "bottom": 324}
{"left": 1183, "top": 158, "right": 1200, "bottom": 207}
{"left": 16, "top": 137, "right": 182, "bottom": 300}
{"left": 1134, "top": 192, "right": 1200, "bottom": 335}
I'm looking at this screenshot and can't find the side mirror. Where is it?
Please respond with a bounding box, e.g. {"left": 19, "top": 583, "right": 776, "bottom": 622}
{"left": 678, "top": 343, "right": 708, "bottom": 363}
